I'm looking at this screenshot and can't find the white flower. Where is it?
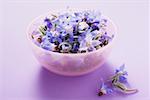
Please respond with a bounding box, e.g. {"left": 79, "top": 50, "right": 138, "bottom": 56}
{"left": 78, "top": 22, "right": 89, "bottom": 33}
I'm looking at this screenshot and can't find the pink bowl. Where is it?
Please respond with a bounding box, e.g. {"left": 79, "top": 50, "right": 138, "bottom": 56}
{"left": 27, "top": 12, "right": 117, "bottom": 76}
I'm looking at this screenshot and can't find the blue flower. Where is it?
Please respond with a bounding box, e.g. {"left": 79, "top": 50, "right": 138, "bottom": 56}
{"left": 68, "top": 36, "right": 74, "bottom": 43}
{"left": 44, "top": 18, "right": 52, "bottom": 29}
{"left": 47, "top": 22, "right": 53, "bottom": 29}
{"left": 44, "top": 17, "right": 50, "bottom": 22}
{"left": 45, "top": 32, "right": 52, "bottom": 38}
{"left": 107, "top": 88, "right": 113, "bottom": 94}
{"left": 74, "top": 12, "right": 79, "bottom": 16}
{"left": 115, "top": 64, "right": 126, "bottom": 74}
{"left": 57, "top": 37, "right": 62, "bottom": 43}
{"left": 79, "top": 39, "right": 87, "bottom": 48}
{"left": 92, "top": 40, "right": 101, "bottom": 47}
{"left": 72, "top": 43, "right": 79, "bottom": 52}
{"left": 50, "top": 37, "right": 57, "bottom": 43}
{"left": 115, "top": 64, "right": 128, "bottom": 83}
{"left": 100, "top": 82, "right": 113, "bottom": 95}
{"left": 91, "top": 24, "right": 99, "bottom": 31}
{"left": 119, "top": 75, "right": 127, "bottom": 83}
{"left": 87, "top": 46, "right": 95, "bottom": 52}
{"left": 85, "top": 11, "right": 97, "bottom": 22}
{"left": 40, "top": 39, "right": 52, "bottom": 50}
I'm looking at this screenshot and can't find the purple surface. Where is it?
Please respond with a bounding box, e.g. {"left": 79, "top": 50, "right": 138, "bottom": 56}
{"left": 0, "top": 0, "right": 149, "bottom": 100}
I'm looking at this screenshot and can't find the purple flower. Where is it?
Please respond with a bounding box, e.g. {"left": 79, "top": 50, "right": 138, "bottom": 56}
{"left": 41, "top": 39, "right": 52, "bottom": 50}
{"left": 91, "top": 24, "right": 99, "bottom": 31}
{"left": 119, "top": 75, "right": 127, "bottom": 83}
{"left": 44, "top": 18, "right": 52, "bottom": 29}
{"left": 115, "top": 64, "right": 128, "bottom": 75}
{"left": 72, "top": 43, "right": 79, "bottom": 52}
{"left": 57, "top": 37, "right": 62, "bottom": 43}
{"left": 91, "top": 40, "right": 101, "bottom": 46}
{"left": 87, "top": 46, "right": 95, "bottom": 52}
{"left": 101, "top": 19, "right": 107, "bottom": 23}
{"left": 44, "top": 18, "right": 50, "bottom": 22}
{"left": 115, "top": 64, "right": 128, "bottom": 83}
{"left": 47, "top": 22, "right": 53, "bottom": 29}
{"left": 99, "top": 82, "right": 113, "bottom": 95}
{"left": 50, "top": 37, "right": 57, "bottom": 43}
{"left": 74, "top": 12, "right": 80, "bottom": 16}
{"left": 45, "top": 32, "right": 52, "bottom": 38}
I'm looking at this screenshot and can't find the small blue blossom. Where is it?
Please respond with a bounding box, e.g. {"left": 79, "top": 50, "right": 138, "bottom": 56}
{"left": 107, "top": 88, "right": 113, "bottom": 94}
{"left": 91, "top": 24, "right": 99, "bottom": 31}
{"left": 79, "top": 39, "right": 87, "bottom": 48}
{"left": 92, "top": 40, "right": 101, "bottom": 47}
{"left": 41, "top": 39, "right": 52, "bottom": 50}
{"left": 44, "top": 17, "right": 50, "bottom": 22}
{"left": 74, "top": 12, "right": 80, "bottom": 16}
{"left": 50, "top": 37, "right": 57, "bottom": 43}
{"left": 57, "top": 37, "right": 63, "bottom": 43}
{"left": 47, "top": 22, "right": 53, "bottom": 29}
{"left": 72, "top": 43, "right": 79, "bottom": 52}
{"left": 115, "top": 64, "right": 126, "bottom": 74}
{"left": 100, "top": 82, "right": 113, "bottom": 95}
{"left": 45, "top": 32, "right": 52, "bottom": 38}
{"left": 119, "top": 75, "right": 127, "bottom": 83}
{"left": 87, "top": 46, "right": 95, "bottom": 52}
{"left": 115, "top": 64, "right": 128, "bottom": 83}
{"left": 44, "top": 18, "right": 52, "bottom": 29}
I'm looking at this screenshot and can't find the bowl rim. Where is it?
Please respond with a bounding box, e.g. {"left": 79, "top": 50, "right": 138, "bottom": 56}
{"left": 26, "top": 11, "right": 117, "bottom": 56}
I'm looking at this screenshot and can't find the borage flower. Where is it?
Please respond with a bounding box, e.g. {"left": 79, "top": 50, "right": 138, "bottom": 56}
{"left": 44, "top": 18, "right": 53, "bottom": 29}
{"left": 98, "top": 81, "right": 113, "bottom": 96}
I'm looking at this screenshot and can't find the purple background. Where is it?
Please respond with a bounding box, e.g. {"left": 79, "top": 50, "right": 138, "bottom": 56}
{"left": 0, "top": 0, "right": 149, "bottom": 100}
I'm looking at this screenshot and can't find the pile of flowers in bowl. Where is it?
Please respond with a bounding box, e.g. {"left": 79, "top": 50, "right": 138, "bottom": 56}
{"left": 31, "top": 10, "right": 114, "bottom": 53}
